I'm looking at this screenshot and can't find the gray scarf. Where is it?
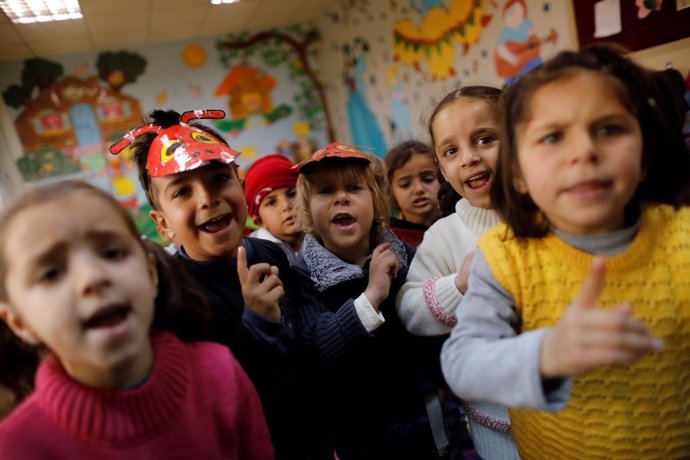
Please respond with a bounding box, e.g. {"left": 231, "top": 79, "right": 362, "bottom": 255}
{"left": 302, "top": 228, "right": 408, "bottom": 292}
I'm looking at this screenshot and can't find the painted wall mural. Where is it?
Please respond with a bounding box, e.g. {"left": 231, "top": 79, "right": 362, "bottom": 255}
{"left": 318, "top": 0, "right": 570, "bottom": 150}
{"left": 215, "top": 25, "right": 332, "bottom": 164}
{"left": 0, "top": 29, "right": 331, "bottom": 239}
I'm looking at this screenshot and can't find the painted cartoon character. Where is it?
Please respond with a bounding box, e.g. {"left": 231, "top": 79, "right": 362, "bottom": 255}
{"left": 494, "top": 0, "right": 557, "bottom": 85}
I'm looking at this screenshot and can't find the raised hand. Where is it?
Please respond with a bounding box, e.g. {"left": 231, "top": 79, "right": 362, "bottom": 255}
{"left": 364, "top": 243, "right": 401, "bottom": 310}
{"left": 455, "top": 250, "right": 475, "bottom": 294}
{"left": 236, "top": 245, "right": 283, "bottom": 321}
{"left": 540, "top": 256, "right": 663, "bottom": 378}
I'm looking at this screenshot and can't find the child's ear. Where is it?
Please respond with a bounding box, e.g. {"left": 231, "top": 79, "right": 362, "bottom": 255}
{"left": 251, "top": 214, "right": 263, "bottom": 226}
{"left": 150, "top": 209, "right": 175, "bottom": 241}
{"left": 0, "top": 303, "right": 40, "bottom": 346}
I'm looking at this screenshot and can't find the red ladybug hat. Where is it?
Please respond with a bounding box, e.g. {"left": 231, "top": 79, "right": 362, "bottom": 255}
{"left": 110, "top": 109, "right": 240, "bottom": 177}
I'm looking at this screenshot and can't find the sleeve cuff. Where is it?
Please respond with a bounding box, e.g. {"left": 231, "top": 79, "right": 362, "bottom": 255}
{"left": 354, "top": 293, "right": 385, "bottom": 332}
{"left": 242, "top": 308, "right": 283, "bottom": 337}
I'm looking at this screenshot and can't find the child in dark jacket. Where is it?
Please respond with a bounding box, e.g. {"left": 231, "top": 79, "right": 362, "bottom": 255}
{"left": 111, "top": 109, "right": 299, "bottom": 458}
{"left": 291, "top": 143, "right": 447, "bottom": 460}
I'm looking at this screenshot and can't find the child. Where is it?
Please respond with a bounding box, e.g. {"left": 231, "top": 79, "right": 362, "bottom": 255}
{"left": 291, "top": 143, "right": 447, "bottom": 460}
{"left": 441, "top": 46, "right": 690, "bottom": 459}
{"left": 244, "top": 154, "right": 303, "bottom": 264}
{"left": 385, "top": 140, "right": 441, "bottom": 247}
{"left": 111, "top": 109, "right": 298, "bottom": 458}
{"left": 396, "top": 87, "right": 520, "bottom": 459}
{"left": 0, "top": 180, "right": 273, "bottom": 459}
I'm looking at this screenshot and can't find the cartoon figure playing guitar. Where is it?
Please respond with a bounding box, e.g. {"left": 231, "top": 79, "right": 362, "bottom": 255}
{"left": 494, "top": 0, "right": 557, "bottom": 85}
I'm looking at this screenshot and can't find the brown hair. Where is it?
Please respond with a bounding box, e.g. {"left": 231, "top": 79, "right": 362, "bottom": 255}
{"left": 492, "top": 45, "right": 690, "bottom": 238}
{"left": 384, "top": 140, "right": 437, "bottom": 210}
{"left": 295, "top": 156, "right": 391, "bottom": 243}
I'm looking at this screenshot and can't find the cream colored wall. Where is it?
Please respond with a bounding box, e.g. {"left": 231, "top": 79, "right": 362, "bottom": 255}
{"left": 627, "top": 37, "right": 690, "bottom": 75}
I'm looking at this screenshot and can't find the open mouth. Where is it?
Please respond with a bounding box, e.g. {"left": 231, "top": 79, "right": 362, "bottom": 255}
{"left": 564, "top": 180, "right": 611, "bottom": 197}
{"left": 199, "top": 214, "right": 231, "bottom": 233}
{"left": 465, "top": 172, "right": 491, "bottom": 190}
{"left": 84, "top": 305, "right": 130, "bottom": 330}
{"left": 412, "top": 197, "right": 430, "bottom": 207}
{"left": 332, "top": 213, "right": 356, "bottom": 227}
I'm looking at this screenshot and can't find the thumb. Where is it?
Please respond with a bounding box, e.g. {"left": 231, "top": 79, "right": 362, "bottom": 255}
{"left": 236, "top": 245, "right": 248, "bottom": 284}
{"left": 573, "top": 256, "right": 606, "bottom": 310}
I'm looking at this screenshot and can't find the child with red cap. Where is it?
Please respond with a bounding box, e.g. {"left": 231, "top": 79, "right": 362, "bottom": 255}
{"left": 111, "top": 109, "right": 311, "bottom": 460}
{"left": 289, "top": 143, "right": 448, "bottom": 460}
{"left": 244, "top": 154, "right": 304, "bottom": 264}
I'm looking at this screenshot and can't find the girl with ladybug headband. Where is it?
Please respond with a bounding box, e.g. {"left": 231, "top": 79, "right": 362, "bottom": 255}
{"left": 111, "top": 109, "right": 311, "bottom": 459}
{"left": 289, "top": 143, "right": 449, "bottom": 459}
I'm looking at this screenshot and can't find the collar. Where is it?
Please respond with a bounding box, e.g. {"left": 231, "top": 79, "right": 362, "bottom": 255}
{"left": 302, "top": 228, "right": 408, "bottom": 292}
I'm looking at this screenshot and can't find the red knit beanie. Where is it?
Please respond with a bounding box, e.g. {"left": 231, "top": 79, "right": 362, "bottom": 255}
{"left": 244, "top": 154, "right": 298, "bottom": 217}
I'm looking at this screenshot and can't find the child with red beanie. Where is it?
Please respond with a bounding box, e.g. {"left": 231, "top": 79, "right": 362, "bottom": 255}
{"left": 245, "top": 154, "right": 304, "bottom": 264}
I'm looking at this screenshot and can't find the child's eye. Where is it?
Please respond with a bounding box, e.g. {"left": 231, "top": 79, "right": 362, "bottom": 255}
{"left": 318, "top": 187, "right": 332, "bottom": 195}
{"left": 347, "top": 184, "right": 363, "bottom": 192}
{"left": 214, "top": 173, "right": 230, "bottom": 184}
{"left": 540, "top": 132, "right": 562, "bottom": 145}
{"left": 103, "top": 247, "right": 127, "bottom": 260}
{"left": 594, "top": 124, "right": 624, "bottom": 137}
{"left": 264, "top": 197, "right": 276, "bottom": 207}
{"left": 397, "top": 181, "right": 411, "bottom": 189}
{"left": 172, "top": 187, "right": 190, "bottom": 199}
{"left": 421, "top": 174, "right": 437, "bottom": 184}
{"left": 443, "top": 146, "right": 457, "bottom": 157}
{"left": 38, "top": 266, "right": 62, "bottom": 284}
{"left": 287, "top": 188, "right": 297, "bottom": 199}
{"left": 476, "top": 135, "right": 497, "bottom": 146}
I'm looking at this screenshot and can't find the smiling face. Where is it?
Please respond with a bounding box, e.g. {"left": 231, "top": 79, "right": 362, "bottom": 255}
{"left": 514, "top": 69, "right": 644, "bottom": 234}
{"left": 253, "top": 186, "right": 301, "bottom": 245}
{"left": 0, "top": 191, "right": 156, "bottom": 389}
{"left": 390, "top": 152, "right": 441, "bottom": 226}
{"left": 308, "top": 169, "right": 375, "bottom": 266}
{"left": 432, "top": 97, "right": 500, "bottom": 209}
{"left": 150, "top": 163, "right": 247, "bottom": 261}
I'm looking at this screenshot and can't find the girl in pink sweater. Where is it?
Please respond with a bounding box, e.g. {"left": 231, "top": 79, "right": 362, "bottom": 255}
{"left": 0, "top": 180, "right": 273, "bottom": 459}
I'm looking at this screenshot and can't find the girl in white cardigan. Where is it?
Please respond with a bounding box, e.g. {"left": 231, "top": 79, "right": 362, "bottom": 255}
{"left": 396, "top": 86, "right": 520, "bottom": 459}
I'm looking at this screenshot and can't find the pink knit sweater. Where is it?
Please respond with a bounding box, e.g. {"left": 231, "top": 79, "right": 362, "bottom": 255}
{"left": 0, "top": 331, "right": 274, "bottom": 459}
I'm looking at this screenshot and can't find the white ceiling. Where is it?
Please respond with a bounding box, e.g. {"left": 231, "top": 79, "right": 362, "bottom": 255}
{"left": 0, "top": 0, "right": 334, "bottom": 62}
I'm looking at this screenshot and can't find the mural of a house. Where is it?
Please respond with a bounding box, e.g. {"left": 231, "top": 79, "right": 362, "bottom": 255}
{"left": 14, "top": 75, "right": 143, "bottom": 208}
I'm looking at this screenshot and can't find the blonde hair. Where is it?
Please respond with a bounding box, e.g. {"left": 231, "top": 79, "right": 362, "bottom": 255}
{"left": 295, "top": 156, "right": 391, "bottom": 243}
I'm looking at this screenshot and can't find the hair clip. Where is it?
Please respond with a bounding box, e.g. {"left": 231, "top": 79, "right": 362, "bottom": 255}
{"left": 109, "top": 109, "right": 226, "bottom": 155}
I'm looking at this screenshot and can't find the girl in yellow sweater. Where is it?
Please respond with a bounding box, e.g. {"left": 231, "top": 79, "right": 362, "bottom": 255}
{"left": 441, "top": 45, "right": 690, "bottom": 459}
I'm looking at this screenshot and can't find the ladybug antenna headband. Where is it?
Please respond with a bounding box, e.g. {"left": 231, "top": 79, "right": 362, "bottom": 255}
{"left": 109, "top": 109, "right": 226, "bottom": 155}
{"left": 109, "top": 109, "right": 240, "bottom": 177}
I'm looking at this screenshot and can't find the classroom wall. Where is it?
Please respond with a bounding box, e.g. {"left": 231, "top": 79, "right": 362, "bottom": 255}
{"left": 314, "top": 0, "right": 574, "bottom": 155}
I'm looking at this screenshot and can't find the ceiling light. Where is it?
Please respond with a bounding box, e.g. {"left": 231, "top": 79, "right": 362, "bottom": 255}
{"left": 210, "top": 0, "right": 241, "bottom": 4}
{"left": 0, "top": 0, "right": 82, "bottom": 24}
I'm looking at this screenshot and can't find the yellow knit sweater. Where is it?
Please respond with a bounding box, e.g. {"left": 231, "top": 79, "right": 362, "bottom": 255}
{"left": 478, "top": 205, "right": 690, "bottom": 459}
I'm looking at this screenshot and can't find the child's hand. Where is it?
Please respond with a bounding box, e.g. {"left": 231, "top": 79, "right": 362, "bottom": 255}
{"left": 237, "top": 246, "right": 283, "bottom": 322}
{"left": 455, "top": 251, "right": 475, "bottom": 294}
{"left": 364, "top": 243, "right": 401, "bottom": 310}
{"left": 540, "top": 257, "right": 663, "bottom": 378}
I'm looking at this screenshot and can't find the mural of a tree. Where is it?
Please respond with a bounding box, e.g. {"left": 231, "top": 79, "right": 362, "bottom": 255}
{"left": 216, "top": 25, "right": 334, "bottom": 141}
{"left": 2, "top": 58, "right": 64, "bottom": 108}
{"left": 96, "top": 51, "right": 147, "bottom": 92}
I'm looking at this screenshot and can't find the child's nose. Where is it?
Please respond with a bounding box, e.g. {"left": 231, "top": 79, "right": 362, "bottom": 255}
{"left": 334, "top": 189, "right": 350, "bottom": 204}
{"left": 459, "top": 148, "right": 480, "bottom": 168}
{"left": 570, "top": 132, "right": 598, "bottom": 164}
{"left": 75, "top": 255, "right": 111, "bottom": 297}
{"left": 197, "top": 186, "right": 220, "bottom": 209}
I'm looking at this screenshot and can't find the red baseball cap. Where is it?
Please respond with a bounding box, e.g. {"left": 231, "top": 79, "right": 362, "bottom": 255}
{"left": 294, "top": 142, "right": 370, "bottom": 172}
{"left": 110, "top": 109, "right": 240, "bottom": 177}
{"left": 244, "top": 154, "right": 298, "bottom": 217}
